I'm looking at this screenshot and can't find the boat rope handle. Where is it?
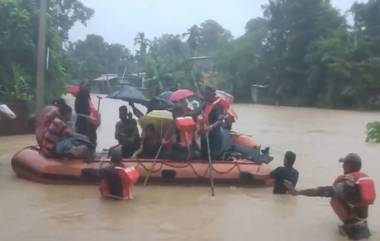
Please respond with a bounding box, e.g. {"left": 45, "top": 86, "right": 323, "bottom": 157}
{"left": 133, "top": 159, "right": 244, "bottom": 178}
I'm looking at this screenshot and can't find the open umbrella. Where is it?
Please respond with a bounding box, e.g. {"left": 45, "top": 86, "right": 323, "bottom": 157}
{"left": 138, "top": 110, "right": 173, "bottom": 137}
{"left": 158, "top": 91, "right": 173, "bottom": 100}
{"left": 0, "top": 104, "right": 16, "bottom": 119}
{"left": 216, "top": 90, "right": 234, "bottom": 104}
{"left": 148, "top": 97, "right": 174, "bottom": 112}
{"left": 108, "top": 84, "right": 149, "bottom": 105}
{"left": 169, "top": 89, "right": 195, "bottom": 102}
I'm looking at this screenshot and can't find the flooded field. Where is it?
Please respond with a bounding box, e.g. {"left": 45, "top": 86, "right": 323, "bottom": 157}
{"left": 1, "top": 102, "right": 379, "bottom": 241}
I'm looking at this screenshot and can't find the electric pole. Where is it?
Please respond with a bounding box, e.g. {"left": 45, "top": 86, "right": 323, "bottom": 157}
{"left": 35, "top": 0, "right": 47, "bottom": 111}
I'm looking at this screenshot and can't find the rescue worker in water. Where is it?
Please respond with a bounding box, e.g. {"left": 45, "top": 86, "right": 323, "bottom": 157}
{"left": 99, "top": 147, "right": 140, "bottom": 200}
{"left": 285, "top": 153, "right": 376, "bottom": 240}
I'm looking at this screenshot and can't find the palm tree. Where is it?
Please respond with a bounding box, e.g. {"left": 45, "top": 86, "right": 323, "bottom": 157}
{"left": 134, "top": 32, "right": 150, "bottom": 57}
{"left": 183, "top": 25, "right": 200, "bottom": 56}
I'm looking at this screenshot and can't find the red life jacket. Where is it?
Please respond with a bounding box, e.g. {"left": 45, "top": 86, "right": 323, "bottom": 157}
{"left": 330, "top": 172, "right": 376, "bottom": 222}
{"left": 200, "top": 98, "right": 228, "bottom": 128}
{"left": 175, "top": 116, "right": 196, "bottom": 148}
{"left": 99, "top": 166, "right": 140, "bottom": 200}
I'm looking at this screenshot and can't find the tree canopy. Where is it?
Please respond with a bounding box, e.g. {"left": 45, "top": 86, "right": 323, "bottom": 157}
{"left": 1, "top": 0, "right": 380, "bottom": 109}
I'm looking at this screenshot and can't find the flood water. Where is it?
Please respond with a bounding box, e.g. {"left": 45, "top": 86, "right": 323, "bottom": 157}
{"left": 1, "top": 101, "right": 380, "bottom": 241}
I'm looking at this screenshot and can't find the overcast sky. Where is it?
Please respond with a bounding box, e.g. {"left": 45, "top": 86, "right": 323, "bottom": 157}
{"left": 70, "top": 0, "right": 365, "bottom": 50}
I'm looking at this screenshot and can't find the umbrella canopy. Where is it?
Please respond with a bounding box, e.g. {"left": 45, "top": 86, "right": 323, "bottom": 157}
{"left": 148, "top": 97, "right": 174, "bottom": 112}
{"left": 0, "top": 104, "right": 16, "bottom": 119}
{"left": 169, "top": 89, "right": 195, "bottom": 102}
{"left": 138, "top": 110, "right": 173, "bottom": 137}
{"left": 158, "top": 91, "right": 173, "bottom": 100}
{"left": 108, "top": 84, "right": 149, "bottom": 105}
{"left": 216, "top": 90, "right": 234, "bottom": 104}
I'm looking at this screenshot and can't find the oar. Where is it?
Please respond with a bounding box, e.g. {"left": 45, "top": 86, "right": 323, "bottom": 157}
{"left": 143, "top": 119, "right": 165, "bottom": 186}
{"left": 205, "top": 131, "right": 215, "bottom": 196}
{"left": 96, "top": 96, "right": 102, "bottom": 111}
{"left": 143, "top": 143, "right": 164, "bottom": 186}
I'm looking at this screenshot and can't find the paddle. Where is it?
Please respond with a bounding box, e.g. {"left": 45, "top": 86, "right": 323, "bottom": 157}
{"left": 143, "top": 142, "right": 164, "bottom": 186}
{"left": 143, "top": 119, "right": 167, "bottom": 186}
{"left": 205, "top": 131, "right": 215, "bottom": 196}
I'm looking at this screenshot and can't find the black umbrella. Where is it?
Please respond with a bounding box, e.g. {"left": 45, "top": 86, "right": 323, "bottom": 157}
{"left": 158, "top": 91, "right": 172, "bottom": 100}
{"left": 108, "top": 85, "right": 149, "bottom": 105}
{"left": 147, "top": 97, "right": 174, "bottom": 112}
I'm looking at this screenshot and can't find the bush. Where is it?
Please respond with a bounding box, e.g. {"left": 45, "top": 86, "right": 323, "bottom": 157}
{"left": 366, "top": 121, "right": 380, "bottom": 143}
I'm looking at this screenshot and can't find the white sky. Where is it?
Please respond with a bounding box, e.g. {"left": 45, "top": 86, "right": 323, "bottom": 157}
{"left": 70, "top": 0, "right": 365, "bottom": 49}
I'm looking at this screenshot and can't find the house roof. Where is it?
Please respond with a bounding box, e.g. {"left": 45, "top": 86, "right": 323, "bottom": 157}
{"left": 93, "top": 74, "right": 119, "bottom": 82}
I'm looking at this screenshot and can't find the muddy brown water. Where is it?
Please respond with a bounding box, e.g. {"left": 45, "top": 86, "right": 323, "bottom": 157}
{"left": 1, "top": 101, "right": 380, "bottom": 241}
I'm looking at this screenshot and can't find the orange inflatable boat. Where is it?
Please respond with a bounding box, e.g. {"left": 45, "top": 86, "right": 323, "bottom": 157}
{"left": 12, "top": 147, "right": 273, "bottom": 186}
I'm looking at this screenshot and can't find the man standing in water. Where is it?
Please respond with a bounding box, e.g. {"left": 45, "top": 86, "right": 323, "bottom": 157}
{"left": 285, "top": 153, "right": 376, "bottom": 240}
{"left": 270, "top": 151, "right": 298, "bottom": 194}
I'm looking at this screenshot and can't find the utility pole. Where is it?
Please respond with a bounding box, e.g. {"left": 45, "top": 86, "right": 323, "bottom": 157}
{"left": 35, "top": 0, "right": 48, "bottom": 111}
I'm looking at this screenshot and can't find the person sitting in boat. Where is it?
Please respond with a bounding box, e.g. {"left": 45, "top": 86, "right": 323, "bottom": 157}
{"left": 36, "top": 99, "right": 94, "bottom": 159}
{"left": 115, "top": 105, "right": 140, "bottom": 158}
{"left": 285, "top": 153, "right": 375, "bottom": 240}
{"left": 199, "top": 85, "right": 226, "bottom": 160}
{"left": 167, "top": 104, "right": 200, "bottom": 161}
{"left": 199, "top": 85, "right": 272, "bottom": 163}
{"left": 270, "top": 151, "right": 299, "bottom": 194}
{"left": 99, "top": 147, "right": 140, "bottom": 200}
{"left": 131, "top": 124, "right": 167, "bottom": 159}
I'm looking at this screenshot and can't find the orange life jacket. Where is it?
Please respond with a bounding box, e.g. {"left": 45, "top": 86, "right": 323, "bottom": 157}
{"left": 99, "top": 166, "right": 140, "bottom": 200}
{"left": 200, "top": 98, "right": 228, "bottom": 128}
{"left": 330, "top": 172, "right": 376, "bottom": 222}
{"left": 175, "top": 116, "right": 196, "bottom": 148}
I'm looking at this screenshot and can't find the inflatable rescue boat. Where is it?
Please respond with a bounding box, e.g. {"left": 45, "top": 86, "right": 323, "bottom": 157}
{"left": 12, "top": 147, "right": 273, "bottom": 186}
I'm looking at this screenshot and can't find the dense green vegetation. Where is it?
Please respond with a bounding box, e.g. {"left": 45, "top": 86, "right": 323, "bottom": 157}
{"left": 0, "top": 0, "right": 93, "bottom": 101}
{"left": 366, "top": 121, "right": 380, "bottom": 142}
{"left": 1, "top": 0, "right": 380, "bottom": 109}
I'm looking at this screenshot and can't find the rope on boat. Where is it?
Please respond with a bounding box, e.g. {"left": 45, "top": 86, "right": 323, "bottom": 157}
{"left": 132, "top": 159, "right": 252, "bottom": 178}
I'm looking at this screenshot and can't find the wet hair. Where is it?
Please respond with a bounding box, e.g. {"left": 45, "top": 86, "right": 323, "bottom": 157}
{"left": 110, "top": 146, "right": 123, "bottom": 165}
{"left": 341, "top": 153, "right": 362, "bottom": 172}
{"left": 51, "top": 98, "right": 66, "bottom": 109}
{"left": 119, "top": 105, "right": 128, "bottom": 112}
{"left": 284, "top": 151, "right": 296, "bottom": 168}
{"left": 145, "top": 124, "right": 155, "bottom": 132}
{"left": 59, "top": 104, "right": 72, "bottom": 116}
{"left": 75, "top": 85, "right": 90, "bottom": 115}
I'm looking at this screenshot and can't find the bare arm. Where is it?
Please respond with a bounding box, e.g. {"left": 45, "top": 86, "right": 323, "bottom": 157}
{"left": 130, "top": 102, "right": 144, "bottom": 118}
{"left": 115, "top": 122, "right": 123, "bottom": 140}
{"left": 284, "top": 180, "right": 335, "bottom": 197}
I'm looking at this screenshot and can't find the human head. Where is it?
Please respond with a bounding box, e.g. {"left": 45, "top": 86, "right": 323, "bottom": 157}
{"left": 144, "top": 124, "right": 156, "bottom": 138}
{"left": 79, "top": 81, "right": 90, "bottom": 97}
{"left": 110, "top": 146, "right": 123, "bottom": 166}
{"left": 51, "top": 98, "right": 66, "bottom": 109}
{"left": 59, "top": 104, "right": 72, "bottom": 122}
{"left": 284, "top": 151, "right": 296, "bottom": 168}
{"left": 339, "top": 153, "right": 361, "bottom": 174}
{"left": 119, "top": 105, "right": 128, "bottom": 121}
{"left": 202, "top": 85, "right": 216, "bottom": 102}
